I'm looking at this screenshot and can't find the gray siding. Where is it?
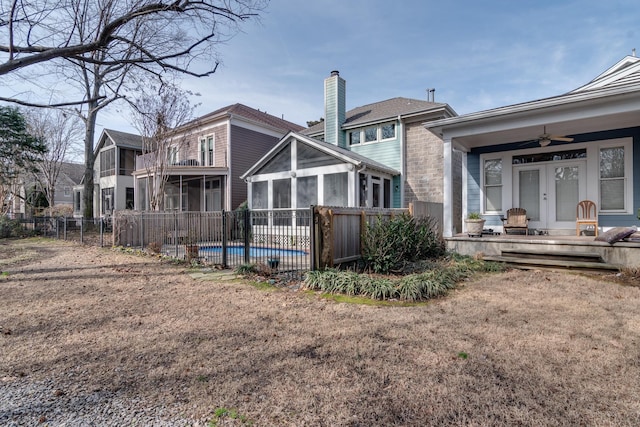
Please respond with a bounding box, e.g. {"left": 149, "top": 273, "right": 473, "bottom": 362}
{"left": 230, "top": 125, "right": 281, "bottom": 209}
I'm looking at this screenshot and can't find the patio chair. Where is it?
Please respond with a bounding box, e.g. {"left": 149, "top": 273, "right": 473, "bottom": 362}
{"left": 576, "top": 200, "right": 598, "bottom": 236}
{"left": 501, "top": 208, "right": 529, "bottom": 235}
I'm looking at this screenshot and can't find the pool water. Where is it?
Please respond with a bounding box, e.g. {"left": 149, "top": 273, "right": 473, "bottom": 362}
{"left": 200, "top": 245, "right": 308, "bottom": 257}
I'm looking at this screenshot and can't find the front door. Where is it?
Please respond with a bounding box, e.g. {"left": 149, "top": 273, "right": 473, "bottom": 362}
{"left": 514, "top": 161, "right": 586, "bottom": 231}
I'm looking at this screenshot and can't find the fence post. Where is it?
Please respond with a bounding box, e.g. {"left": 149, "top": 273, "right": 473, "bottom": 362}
{"left": 244, "top": 209, "right": 250, "bottom": 264}
{"left": 310, "top": 206, "right": 317, "bottom": 271}
{"left": 99, "top": 217, "right": 103, "bottom": 247}
{"left": 139, "top": 211, "right": 144, "bottom": 250}
{"left": 80, "top": 217, "right": 84, "bottom": 244}
{"left": 222, "top": 210, "right": 228, "bottom": 268}
{"left": 63, "top": 217, "right": 67, "bottom": 240}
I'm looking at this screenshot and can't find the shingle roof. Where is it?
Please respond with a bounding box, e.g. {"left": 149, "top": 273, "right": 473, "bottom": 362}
{"left": 103, "top": 129, "right": 143, "bottom": 148}
{"left": 303, "top": 97, "right": 446, "bottom": 135}
{"left": 59, "top": 162, "right": 85, "bottom": 184}
{"left": 193, "top": 103, "right": 304, "bottom": 132}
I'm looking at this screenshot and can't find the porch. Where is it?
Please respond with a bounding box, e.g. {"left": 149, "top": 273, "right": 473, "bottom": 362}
{"left": 447, "top": 233, "right": 640, "bottom": 270}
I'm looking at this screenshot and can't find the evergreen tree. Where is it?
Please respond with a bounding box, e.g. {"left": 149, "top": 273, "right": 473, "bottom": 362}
{"left": 0, "top": 106, "right": 47, "bottom": 185}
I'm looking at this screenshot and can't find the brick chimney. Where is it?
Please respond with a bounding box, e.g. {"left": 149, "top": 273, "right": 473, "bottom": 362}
{"left": 324, "top": 70, "right": 346, "bottom": 147}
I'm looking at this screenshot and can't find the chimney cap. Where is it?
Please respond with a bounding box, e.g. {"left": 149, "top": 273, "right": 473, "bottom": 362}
{"left": 330, "top": 70, "right": 340, "bottom": 77}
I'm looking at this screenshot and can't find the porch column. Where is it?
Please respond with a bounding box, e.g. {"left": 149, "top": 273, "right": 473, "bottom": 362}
{"left": 443, "top": 137, "right": 454, "bottom": 237}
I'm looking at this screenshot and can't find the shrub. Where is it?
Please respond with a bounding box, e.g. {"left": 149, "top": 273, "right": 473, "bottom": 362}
{"left": 305, "top": 255, "right": 505, "bottom": 302}
{"left": 361, "top": 214, "right": 444, "bottom": 274}
{"left": 0, "top": 216, "right": 29, "bottom": 238}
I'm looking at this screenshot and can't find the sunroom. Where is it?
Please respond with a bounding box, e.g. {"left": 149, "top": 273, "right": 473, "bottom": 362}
{"left": 241, "top": 132, "right": 400, "bottom": 227}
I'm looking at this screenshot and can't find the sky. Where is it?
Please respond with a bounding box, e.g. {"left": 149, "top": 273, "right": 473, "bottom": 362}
{"left": 8, "top": 0, "right": 640, "bottom": 139}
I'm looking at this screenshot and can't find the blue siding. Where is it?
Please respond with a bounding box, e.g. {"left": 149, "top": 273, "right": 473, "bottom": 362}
{"left": 467, "top": 152, "right": 481, "bottom": 213}
{"left": 350, "top": 139, "right": 401, "bottom": 171}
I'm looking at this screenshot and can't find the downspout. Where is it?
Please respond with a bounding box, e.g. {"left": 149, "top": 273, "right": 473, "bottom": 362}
{"left": 226, "top": 118, "right": 232, "bottom": 210}
{"left": 397, "top": 114, "right": 404, "bottom": 208}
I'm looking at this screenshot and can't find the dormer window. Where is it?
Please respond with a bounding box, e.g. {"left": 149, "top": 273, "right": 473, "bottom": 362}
{"left": 364, "top": 126, "right": 377, "bottom": 143}
{"left": 349, "top": 130, "right": 361, "bottom": 145}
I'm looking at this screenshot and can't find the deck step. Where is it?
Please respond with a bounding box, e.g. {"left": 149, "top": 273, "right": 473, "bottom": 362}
{"left": 500, "top": 249, "right": 603, "bottom": 263}
{"left": 484, "top": 255, "right": 619, "bottom": 271}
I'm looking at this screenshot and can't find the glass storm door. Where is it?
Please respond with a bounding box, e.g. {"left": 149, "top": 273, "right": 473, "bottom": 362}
{"left": 514, "top": 161, "right": 585, "bottom": 231}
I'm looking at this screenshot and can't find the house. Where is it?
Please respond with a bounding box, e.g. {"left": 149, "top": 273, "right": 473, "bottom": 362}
{"left": 240, "top": 131, "right": 400, "bottom": 214}
{"left": 7, "top": 161, "right": 84, "bottom": 218}
{"left": 426, "top": 54, "right": 640, "bottom": 238}
{"left": 74, "top": 129, "right": 143, "bottom": 217}
{"left": 244, "top": 71, "right": 461, "bottom": 229}
{"left": 132, "top": 103, "right": 304, "bottom": 212}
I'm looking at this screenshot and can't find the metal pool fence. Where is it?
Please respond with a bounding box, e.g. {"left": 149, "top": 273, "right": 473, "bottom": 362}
{"left": 113, "top": 209, "right": 312, "bottom": 272}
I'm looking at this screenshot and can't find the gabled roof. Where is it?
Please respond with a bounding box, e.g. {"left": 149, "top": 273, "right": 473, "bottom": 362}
{"left": 426, "top": 56, "right": 640, "bottom": 135}
{"left": 59, "top": 162, "right": 84, "bottom": 185}
{"left": 95, "top": 129, "right": 143, "bottom": 154}
{"left": 303, "top": 97, "right": 453, "bottom": 135}
{"left": 185, "top": 103, "right": 304, "bottom": 133}
{"left": 241, "top": 131, "right": 400, "bottom": 179}
{"left": 571, "top": 55, "right": 640, "bottom": 93}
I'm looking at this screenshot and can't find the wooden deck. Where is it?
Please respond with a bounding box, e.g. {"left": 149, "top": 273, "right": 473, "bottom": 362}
{"left": 447, "top": 233, "right": 640, "bottom": 270}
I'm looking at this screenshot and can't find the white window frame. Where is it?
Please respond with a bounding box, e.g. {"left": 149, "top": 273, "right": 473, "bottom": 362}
{"left": 199, "top": 134, "right": 215, "bottom": 166}
{"left": 596, "top": 138, "right": 633, "bottom": 214}
{"left": 481, "top": 156, "right": 504, "bottom": 215}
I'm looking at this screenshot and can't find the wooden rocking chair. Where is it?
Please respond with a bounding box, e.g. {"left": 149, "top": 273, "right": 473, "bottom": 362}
{"left": 501, "top": 208, "right": 529, "bottom": 235}
{"left": 576, "top": 200, "right": 598, "bottom": 236}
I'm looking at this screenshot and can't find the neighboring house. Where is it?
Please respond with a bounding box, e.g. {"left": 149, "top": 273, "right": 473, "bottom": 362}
{"left": 240, "top": 131, "right": 400, "bottom": 214}
{"left": 132, "top": 103, "right": 304, "bottom": 212}
{"left": 244, "top": 70, "right": 461, "bottom": 229}
{"left": 426, "top": 54, "right": 640, "bottom": 237}
{"left": 7, "top": 161, "right": 84, "bottom": 218}
{"left": 74, "top": 129, "right": 143, "bottom": 217}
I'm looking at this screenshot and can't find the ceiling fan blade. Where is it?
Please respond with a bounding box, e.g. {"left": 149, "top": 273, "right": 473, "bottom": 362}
{"left": 550, "top": 136, "right": 574, "bottom": 142}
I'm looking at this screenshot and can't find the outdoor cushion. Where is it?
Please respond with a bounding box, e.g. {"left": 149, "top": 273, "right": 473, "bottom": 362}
{"left": 594, "top": 226, "right": 637, "bottom": 244}
{"left": 624, "top": 232, "right": 640, "bottom": 242}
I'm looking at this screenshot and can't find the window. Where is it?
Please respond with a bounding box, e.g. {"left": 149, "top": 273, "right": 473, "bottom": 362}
{"left": 167, "top": 146, "right": 178, "bottom": 165}
{"left": 483, "top": 159, "right": 502, "bottom": 212}
{"left": 74, "top": 191, "right": 81, "bottom": 211}
{"left": 349, "top": 130, "right": 361, "bottom": 145}
{"left": 137, "top": 177, "right": 148, "bottom": 211}
{"left": 381, "top": 123, "right": 396, "bottom": 140}
{"left": 324, "top": 173, "right": 348, "bottom": 206}
{"left": 252, "top": 181, "right": 268, "bottom": 209}
{"left": 296, "top": 143, "right": 341, "bottom": 169}
{"left": 100, "top": 149, "right": 115, "bottom": 177}
{"left": 273, "top": 178, "right": 291, "bottom": 208}
{"left": 125, "top": 188, "right": 134, "bottom": 210}
{"left": 119, "top": 148, "right": 140, "bottom": 175}
{"left": 600, "top": 146, "right": 625, "bottom": 211}
{"left": 297, "top": 176, "right": 317, "bottom": 208}
{"left": 64, "top": 186, "right": 70, "bottom": 197}
{"left": 384, "top": 179, "right": 391, "bottom": 208}
{"left": 364, "top": 127, "right": 377, "bottom": 143}
{"left": 257, "top": 142, "right": 291, "bottom": 174}
{"left": 199, "top": 135, "right": 214, "bottom": 166}
{"left": 359, "top": 174, "right": 368, "bottom": 207}
{"left": 101, "top": 187, "right": 114, "bottom": 214}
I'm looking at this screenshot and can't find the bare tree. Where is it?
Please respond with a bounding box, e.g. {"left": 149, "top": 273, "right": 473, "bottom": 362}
{"left": 0, "top": 0, "right": 267, "bottom": 217}
{"left": 130, "top": 83, "right": 197, "bottom": 211}
{"left": 25, "top": 108, "right": 83, "bottom": 214}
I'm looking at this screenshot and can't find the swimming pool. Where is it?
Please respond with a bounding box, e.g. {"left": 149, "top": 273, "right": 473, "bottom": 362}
{"left": 199, "top": 245, "right": 308, "bottom": 257}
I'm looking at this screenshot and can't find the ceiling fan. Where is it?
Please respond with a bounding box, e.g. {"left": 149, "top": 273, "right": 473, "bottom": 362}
{"left": 534, "top": 126, "right": 574, "bottom": 147}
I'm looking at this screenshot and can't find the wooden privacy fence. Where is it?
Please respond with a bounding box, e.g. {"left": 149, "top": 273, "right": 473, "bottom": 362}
{"left": 311, "top": 201, "right": 443, "bottom": 269}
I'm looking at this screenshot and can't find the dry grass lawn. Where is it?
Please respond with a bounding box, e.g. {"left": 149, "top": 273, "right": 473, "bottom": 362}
{"left": 1, "top": 238, "right": 640, "bottom": 426}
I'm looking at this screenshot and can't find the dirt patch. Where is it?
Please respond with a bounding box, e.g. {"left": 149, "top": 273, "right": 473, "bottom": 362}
{"left": 1, "top": 238, "right": 640, "bottom": 425}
